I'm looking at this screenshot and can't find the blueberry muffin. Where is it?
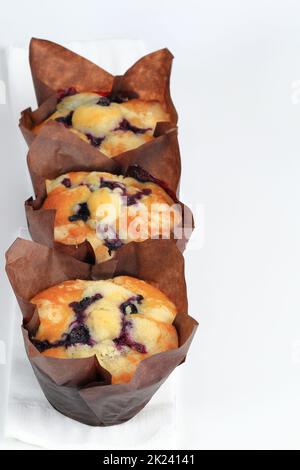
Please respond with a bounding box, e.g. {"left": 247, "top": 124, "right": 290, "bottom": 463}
{"left": 43, "top": 171, "right": 181, "bottom": 263}
{"left": 30, "top": 276, "right": 178, "bottom": 384}
{"left": 34, "top": 91, "right": 170, "bottom": 157}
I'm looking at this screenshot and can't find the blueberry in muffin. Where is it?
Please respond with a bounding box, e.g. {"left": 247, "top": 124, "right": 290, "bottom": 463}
{"left": 30, "top": 276, "right": 178, "bottom": 384}
{"left": 43, "top": 171, "right": 181, "bottom": 262}
{"left": 34, "top": 91, "right": 170, "bottom": 157}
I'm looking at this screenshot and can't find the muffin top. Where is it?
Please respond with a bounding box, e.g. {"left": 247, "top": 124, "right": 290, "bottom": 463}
{"left": 34, "top": 92, "right": 170, "bottom": 157}
{"left": 31, "top": 276, "right": 178, "bottom": 384}
{"left": 43, "top": 171, "right": 181, "bottom": 263}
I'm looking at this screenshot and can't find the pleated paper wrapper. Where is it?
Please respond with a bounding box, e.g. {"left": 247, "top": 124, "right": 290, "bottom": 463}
{"left": 24, "top": 134, "right": 194, "bottom": 263}
{"left": 6, "top": 238, "right": 198, "bottom": 426}
{"left": 19, "top": 39, "right": 181, "bottom": 193}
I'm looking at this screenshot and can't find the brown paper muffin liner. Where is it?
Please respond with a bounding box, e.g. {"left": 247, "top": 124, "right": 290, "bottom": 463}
{"left": 21, "top": 118, "right": 181, "bottom": 195}
{"left": 19, "top": 38, "right": 180, "bottom": 192}
{"left": 24, "top": 144, "right": 193, "bottom": 262}
{"left": 29, "top": 38, "right": 177, "bottom": 122}
{"left": 5, "top": 238, "right": 198, "bottom": 426}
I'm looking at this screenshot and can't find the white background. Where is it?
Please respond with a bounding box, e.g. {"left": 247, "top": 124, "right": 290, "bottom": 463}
{"left": 0, "top": 0, "right": 300, "bottom": 450}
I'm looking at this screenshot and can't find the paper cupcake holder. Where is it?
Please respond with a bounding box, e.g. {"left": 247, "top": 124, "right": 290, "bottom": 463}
{"left": 6, "top": 238, "right": 198, "bottom": 426}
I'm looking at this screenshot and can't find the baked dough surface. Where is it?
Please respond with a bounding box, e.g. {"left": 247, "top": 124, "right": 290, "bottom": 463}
{"left": 31, "top": 276, "right": 178, "bottom": 384}
{"left": 43, "top": 171, "right": 181, "bottom": 262}
{"left": 35, "top": 92, "right": 170, "bottom": 157}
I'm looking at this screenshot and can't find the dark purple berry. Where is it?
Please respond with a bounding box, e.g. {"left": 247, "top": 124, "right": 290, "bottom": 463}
{"left": 98, "top": 177, "right": 151, "bottom": 207}
{"left": 99, "top": 178, "right": 127, "bottom": 193}
{"left": 113, "top": 302, "right": 146, "bottom": 354}
{"left": 69, "top": 293, "right": 102, "bottom": 317}
{"left": 110, "top": 93, "right": 129, "bottom": 104}
{"left": 116, "top": 118, "right": 150, "bottom": 134}
{"left": 55, "top": 111, "right": 73, "bottom": 127}
{"left": 125, "top": 188, "right": 152, "bottom": 206}
{"left": 97, "top": 96, "right": 111, "bottom": 106}
{"left": 130, "top": 341, "right": 147, "bottom": 354}
{"left": 120, "top": 295, "right": 143, "bottom": 316}
{"left": 31, "top": 337, "right": 66, "bottom": 352}
{"left": 127, "top": 166, "right": 177, "bottom": 202}
{"left": 122, "top": 302, "right": 138, "bottom": 315}
{"left": 104, "top": 237, "right": 124, "bottom": 253}
{"left": 97, "top": 224, "right": 124, "bottom": 254}
{"left": 31, "top": 338, "right": 52, "bottom": 353}
{"left": 69, "top": 202, "right": 90, "bottom": 222}
{"left": 113, "top": 317, "right": 131, "bottom": 348}
{"left": 32, "top": 293, "right": 102, "bottom": 353}
{"left": 126, "top": 165, "right": 155, "bottom": 183}
{"left": 86, "top": 134, "right": 104, "bottom": 147}
{"left": 67, "top": 325, "right": 90, "bottom": 346}
{"left": 120, "top": 294, "right": 144, "bottom": 315}
{"left": 61, "top": 178, "right": 72, "bottom": 188}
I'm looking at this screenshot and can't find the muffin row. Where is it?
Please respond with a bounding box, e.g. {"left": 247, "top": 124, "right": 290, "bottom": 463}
{"left": 6, "top": 39, "right": 197, "bottom": 426}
